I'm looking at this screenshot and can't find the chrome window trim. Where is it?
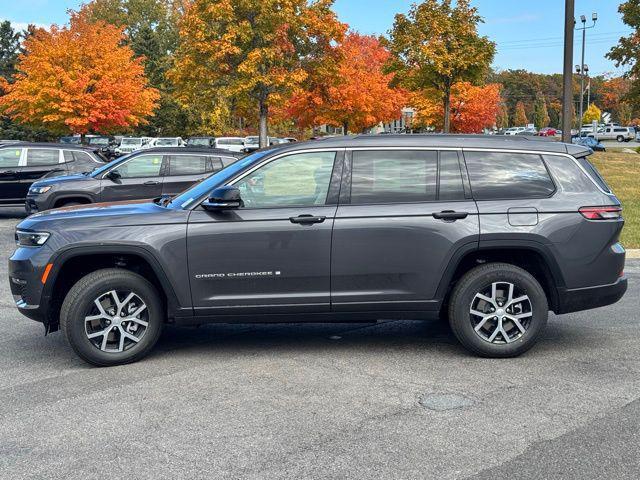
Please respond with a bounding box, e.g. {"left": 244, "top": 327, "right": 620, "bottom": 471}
{"left": 189, "top": 145, "right": 615, "bottom": 209}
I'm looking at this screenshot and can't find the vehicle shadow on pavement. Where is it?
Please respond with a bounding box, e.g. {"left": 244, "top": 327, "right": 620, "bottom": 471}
{"left": 0, "top": 209, "right": 28, "bottom": 220}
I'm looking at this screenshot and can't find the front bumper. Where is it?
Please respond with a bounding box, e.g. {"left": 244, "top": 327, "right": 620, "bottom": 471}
{"left": 8, "top": 246, "right": 54, "bottom": 325}
{"left": 556, "top": 276, "right": 628, "bottom": 314}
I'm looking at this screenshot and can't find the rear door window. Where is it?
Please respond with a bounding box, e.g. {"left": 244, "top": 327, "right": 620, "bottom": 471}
{"left": 26, "top": 149, "right": 60, "bottom": 166}
{"left": 464, "top": 151, "right": 555, "bottom": 200}
{"left": 350, "top": 150, "right": 438, "bottom": 204}
{"left": 168, "top": 155, "right": 208, "bottom": 176}
{"left": 438, "top": 151, "right": 465, "bottom": 201}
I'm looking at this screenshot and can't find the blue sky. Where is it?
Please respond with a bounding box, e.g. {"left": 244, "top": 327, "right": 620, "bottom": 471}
{"left": 0, "top": 0, "right": 632, "bottom": 76}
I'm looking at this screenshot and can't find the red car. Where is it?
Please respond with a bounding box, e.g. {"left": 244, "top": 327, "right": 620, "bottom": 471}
{"left": 537, "top": 127, "right": 557, "bottom": 137}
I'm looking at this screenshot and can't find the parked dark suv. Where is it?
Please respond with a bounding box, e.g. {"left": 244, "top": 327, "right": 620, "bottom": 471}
{"left": 0, "top": 143, "right": 104, "bottom": 207}
{"left": 25, "top": 147, "right": 242, "bottom": 213}
{"left": 9, "top": 135, "right": 627, "bottom": 366}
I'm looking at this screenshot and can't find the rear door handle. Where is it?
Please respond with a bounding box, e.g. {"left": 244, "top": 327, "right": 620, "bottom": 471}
{"left": 290, "top": 214, "right": 326, "bottom": 225}
{"left": 143, "top": 181, "right": 160, "bottom": 186}
{"left": 433, "top": 211, "right": 469, "bottom": 221}
{"left": 0, "top": 170, "right": 17, "bottom": 175}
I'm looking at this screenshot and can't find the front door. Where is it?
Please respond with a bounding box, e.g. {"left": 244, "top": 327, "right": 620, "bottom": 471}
{"left": 99, "top": 153, "right": 165, "bottom": 202}
{"left": 0, "top": 147, "right": 23, "bottom": 204}
{"left": 187, "top": 150, "right": 341, "bottom": 315}
{"left": 331, "top": 149, "right": 480, "bottom": 312}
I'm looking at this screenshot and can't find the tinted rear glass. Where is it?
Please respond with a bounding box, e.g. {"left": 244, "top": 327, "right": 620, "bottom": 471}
{"left": 169, "top": 155, "right": 208, "bottom": 175}
{"left": 351, "top": 150, "right": 438, "bottom": 204}
{"left": 465, "top": 151, "right": 555, "bottom": 200}
{"left": 575, "top": 156, "right": 611, "bottom": 193}
{"left": 26, "top": 149, "right": 59, "bottom": 166}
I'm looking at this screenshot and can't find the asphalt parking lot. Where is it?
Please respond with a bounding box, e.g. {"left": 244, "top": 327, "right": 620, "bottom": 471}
{"left": 1, "top": 207, "right": 639, "bottom": 480}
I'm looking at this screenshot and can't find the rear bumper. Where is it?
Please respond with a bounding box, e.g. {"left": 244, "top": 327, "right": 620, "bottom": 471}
{"left": 556, "top": 276, "right": 628, "bottom": 314}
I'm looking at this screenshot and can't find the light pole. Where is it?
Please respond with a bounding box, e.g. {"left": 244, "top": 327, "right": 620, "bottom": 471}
{"left": 576, "top": 12, "right": 597, "bottom": 134}
{"left": 561, "top": 0, "right": 575, "bottom": 143}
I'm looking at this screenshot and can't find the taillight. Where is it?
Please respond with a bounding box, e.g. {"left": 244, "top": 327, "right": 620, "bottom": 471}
{"left": 579, "top": 206, "right": 623, "bottom": 220}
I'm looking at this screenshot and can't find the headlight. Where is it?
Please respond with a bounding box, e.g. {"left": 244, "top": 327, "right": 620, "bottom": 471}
{"left": 15, "top": 230, "right": 50, "bottom": 247}
{"left": 29, "top": 185, "right": 52, "bottom": 195}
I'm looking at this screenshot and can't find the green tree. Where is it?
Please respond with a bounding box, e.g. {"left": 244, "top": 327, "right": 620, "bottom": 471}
{"left": 387, "top": 0, "right": 495, "bottom": 133}
{"left": 0, "top": 21, "right": 20, "bottom": 81}
{"left": 533, "top": 95, "right": 550, "bottom": 129}
{"left": 607, "top": 0, "right": 640, "bottom": 110}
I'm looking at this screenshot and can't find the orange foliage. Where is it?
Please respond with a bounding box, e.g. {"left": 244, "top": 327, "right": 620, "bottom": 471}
{"left": 411, "top": 82, "right": 501, "bottom": 133}
{"left": 284, "top": 32, "right": 406, "bottom": 132}
{"left": 0, "top": 12, "right": 159, "bottom": 135}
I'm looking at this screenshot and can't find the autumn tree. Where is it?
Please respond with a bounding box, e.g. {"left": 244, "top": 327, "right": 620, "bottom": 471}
{"left": 533, "top": 95, "right": 550, "bottom": 129}
{"left": 607, "top": 0, "right": 640, "bottom": 110}
{"left": 496, "top": 103, "right": 509, "bottom": 129}
{"left": 387, "top": 0, "right": 495, "bottom": 133}
{"left": 80, "top": 0, "right": 186, "bottom": 135}
{"left": 0, "top": 13, "right": 159, "bottom": 136}
{"left": 171, "top": 0, "right": 345, "bottom": 147}
{"left": 582, "top": 103, "right": 602, "bottom": 125}
{"left": 411, "top": 82, "right": 500, "bottom": 133}
{"left": 514, "top": 101, "right": 528, "bottom": 126}
{"left": 286, "top": 32, "right": 405, "bottom": 134}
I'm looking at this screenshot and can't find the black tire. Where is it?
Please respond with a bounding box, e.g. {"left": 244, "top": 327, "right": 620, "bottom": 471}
{"left": 616, "top": 135, "right": 625, "bottom": 143}
{"left": 57, "top": 200, "right": 85, "bottom": 208}
{"left": 60, "top": 268, "right": 164, "bottom": 366}
{"left": 448, "top": 263, "right": 548, "bottom": 358}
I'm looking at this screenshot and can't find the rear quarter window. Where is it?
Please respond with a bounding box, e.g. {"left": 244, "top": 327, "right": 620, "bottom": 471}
{"left": 464, "top": 151, "right": 555, "bottom": 200}
{"left": 542, "top": 155, "right": 598, "bottom": 193}
{"left": 574, "top": 156, "right": 611, "bottom": 193}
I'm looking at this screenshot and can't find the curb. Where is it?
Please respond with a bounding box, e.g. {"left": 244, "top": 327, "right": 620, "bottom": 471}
{"left": 628, "top": 249, "right": 640, "bottom": 259}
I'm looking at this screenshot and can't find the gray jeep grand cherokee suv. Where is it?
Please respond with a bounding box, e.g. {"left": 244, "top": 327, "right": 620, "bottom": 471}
{"left": 9, "top": 135, "right": 627, "bottom": 366}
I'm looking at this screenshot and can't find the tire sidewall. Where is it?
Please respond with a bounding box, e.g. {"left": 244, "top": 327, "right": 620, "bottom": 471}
{"left": 450, "top": 266, "right": 548, "bottom": 357}
{"left": 65, "top": 272, "right": 163, "bottom": 366}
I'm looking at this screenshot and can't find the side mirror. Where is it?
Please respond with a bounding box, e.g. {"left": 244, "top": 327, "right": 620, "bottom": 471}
{"left": 202, "top": 186, "right": 243, "bottom": 211}
{"left": 105, "top": 170, "right": 121, "bottom": 181}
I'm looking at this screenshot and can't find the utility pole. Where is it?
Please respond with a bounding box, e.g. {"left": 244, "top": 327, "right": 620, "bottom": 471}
{"left": 562, "top": 0, "right": 575, "bottom": 143}
{"left": 576, "top": 13, "right": 598, "bottom": 135}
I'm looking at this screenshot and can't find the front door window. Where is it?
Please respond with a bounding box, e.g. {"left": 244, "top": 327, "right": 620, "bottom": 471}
{"left": 234, "top": 151, "right": 336, "bottom": 208}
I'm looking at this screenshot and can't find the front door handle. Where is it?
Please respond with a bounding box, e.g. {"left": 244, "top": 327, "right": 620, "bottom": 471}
{"left": 0, "top": 170, "right": 17, "bottom": 176}
{"left": 433, "top": 210, "right": 469, "bottom": 221}
{"left": 290, "top": 214, "right": 326, "bottom": 225}
{"left": 143, "top": 180, "right": 160, "bottom": 186}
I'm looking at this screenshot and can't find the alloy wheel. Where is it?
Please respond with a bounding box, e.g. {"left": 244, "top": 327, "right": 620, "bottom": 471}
{"left": 84, "top": 290, "right": 149, "bottom": 353}
{"left": 469, "top": 282, "right": 533, "bottom": 344}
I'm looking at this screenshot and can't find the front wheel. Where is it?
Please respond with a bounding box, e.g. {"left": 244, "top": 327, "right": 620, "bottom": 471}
{"left": 60, "top": 268, "right": 164, "bottom": 366}
{"left": 448, "top": 263, "right": 548, "bottom": 358}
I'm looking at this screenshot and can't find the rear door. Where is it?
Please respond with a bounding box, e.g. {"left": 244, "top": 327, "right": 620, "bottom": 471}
{"left": 99, "top": 152, "right": 165, "bottom": 202}
{"left": 19, "top": 148, "right": 65, "bottom": 198}
{"left": 331, "top": 149, "right": 480, "bottom": 312}
{"left": 0, "top": 146, "right": 24, "bottom": 203}
{"left": 162, "top": 154, "right": 220, "bottom": 196}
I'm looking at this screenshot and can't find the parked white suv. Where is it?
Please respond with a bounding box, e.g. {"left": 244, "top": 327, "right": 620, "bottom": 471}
{"left": 589, "top": 126, "right": 634, "bottom": 143}
{"left": 504, "top": 127, "right": 526, "bottom": 136}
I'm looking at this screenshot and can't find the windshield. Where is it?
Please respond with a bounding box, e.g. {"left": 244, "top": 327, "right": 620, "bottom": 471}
{"left": 188, "top": 138, "right": 210, "bottom": 146}
{"left": 218, "top": 138, "right": 243, "bottom": 145}
{"left": 168, "top": 150, "right": 271, "bottom": 209}
{"left": 156, "top": 138, "right": 178, "bottom": 146}
{"left": 121, "top": 138, "right": 142, "bottom": 145}
{"left": 89, "top": 138, "right": 109, "bottom": 145}
{"left": 245, "top": 137, "right": 259, "bottom": 143}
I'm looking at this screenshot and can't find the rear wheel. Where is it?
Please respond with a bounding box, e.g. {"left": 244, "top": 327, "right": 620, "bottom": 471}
{"left": 616, "top": 135, "right": 625, "bottom": 142}
{"left": 448, "top": 263, "right": 548, "bottom": 358}
{"left": 60, "top": 269, "right": 164, "bottom": 366}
